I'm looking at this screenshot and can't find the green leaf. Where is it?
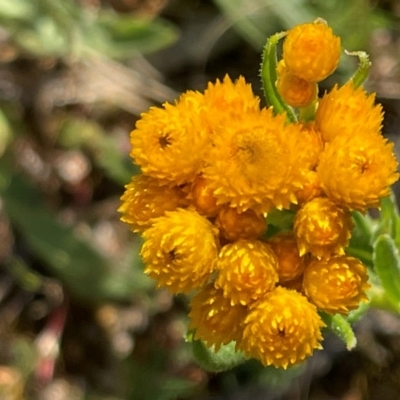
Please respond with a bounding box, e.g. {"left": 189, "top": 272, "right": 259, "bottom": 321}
{"left": 0, "top": 162, "right": 144, "bottom": 302}
{"left": 191, "top": 340, "right": 246, "bottom": 373}
{"left": 347, "top": 211, "right": 377, "bottom": 268}
{"left": 260, "top": 32, "right": 296, "bottom": 121}
{"left": 379, "top": 192, "right": 400, "bottom": 249}
{"left": 346, "top": 50, "right": 371, "bottom": 88}
{"left": 373, "top": 234, "right": 400, "bottom": 309}
{"left": 320, "top": 312, "right": 357, "bottom": 350}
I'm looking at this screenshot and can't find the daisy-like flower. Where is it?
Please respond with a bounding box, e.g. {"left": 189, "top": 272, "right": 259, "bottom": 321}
{"left": 141, "top": 209, "right": 219, "bottom": 294}
{"left": 317, "top": 133, "right": 399, "bottom": 211}
{"left": 118, "top": 174, "right": 187, "bottom": 232}
{"left": 188, "top": 284, "right": 247, "bottom": 351}
{"left": 130, "top": 90, "right": 209, "bottom": 185}
{"left": 215, "top": 206, "right": 267, "bottom": 242}
{"left": 215, "top": 239, "right": 278, "bottom": 306}
{"left": 294, "top": 197, "right": 353, "bottom": 259}
{"left": 315, "top": 83, "right": 384, "bottom": 143}
{"left": 268, "top": 232, "right": 306, "bottom": 282}
{"left": 204, "top": 107, "right": 309, "bottom": 213}
{"left": 303, "top": 255, "right": 370, "bottom": 314}
{"left": 282, "top": 19, "right": 341, "bottom": 83}
{"left": 239, "top": 286, "right": 325, "bottom": 369}
{"left": 276, "top": 60, "right": 317, "bottom": 108}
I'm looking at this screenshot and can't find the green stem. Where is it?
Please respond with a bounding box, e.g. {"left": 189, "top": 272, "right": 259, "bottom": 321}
{"left": 260, "top": 32, "right": 297, "bottom": 122}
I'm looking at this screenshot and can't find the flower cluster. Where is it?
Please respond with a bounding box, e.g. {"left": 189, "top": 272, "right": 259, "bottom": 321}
{"left": 119, "top": 20, "right": 399, "bottom": 369}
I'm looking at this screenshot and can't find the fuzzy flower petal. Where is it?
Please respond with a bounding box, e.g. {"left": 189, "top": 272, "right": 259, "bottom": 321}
{"left": 130, "top": 91, "right": 209, "bottom": 185}
{"left": 204, "top": 108, "right": 309, "bottom": 213}
{"left": 215, "top": 239, "right": 278, "bottom": 305}
{"left": 239, "top": 287, "right": 325, "bottom": 369}
{"left": 188, "top": 284, "right": 247, "bottom": 351}
{"left": 315, "top": 83, "right": 384, "bottom": 143}
{"left": 283, "top": 20, "right": 341, "bottom": 82}
{"left": 118, "top": 174, "right": 187, "bottom": 232}
{"left": 317, "top": 133, "right": 399, "bottom": 211}
{"left": 203, "top": 75, "right": 260, "bottom": 119}
{"left": 294, "top": 197, "right": 353, "bottom": 259}
{"left": 303, "top": 255, "right": 370, "bottom": 314}
{"left": 141, "top": 209, "right": 219, "bottom": 294}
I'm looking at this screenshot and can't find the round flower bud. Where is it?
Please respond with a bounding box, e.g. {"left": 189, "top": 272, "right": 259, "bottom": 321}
{"left": 276, "top": 60, "right": 318, "bottom": 107}
{"left": 215, "top": 239, "right": 278, "bottom": 305}
{"left": 303, "top": 255, "right": 370, "bottom": 314}
{"left": 283, "top": 20, "right": 341, "bottom": 82}
{"left": 239, "top": 287, "right": 325, "bottom": 369}
{"left": 188, "top": 284, "right": 247, "bottom": 351}
{"left": 294, "top": 197, "right": 353, "bottom": 259}
{"left": 268, "top": 232, "right": 306, "bottom": 282}
{"left": 141, "top": 209, "right": 219, "bottom": 294}
{"left": 189, "top": 175, "right": 222, "bottom": 217}
{"left": 215, "top": 206, "right": 267, "bottom": 242}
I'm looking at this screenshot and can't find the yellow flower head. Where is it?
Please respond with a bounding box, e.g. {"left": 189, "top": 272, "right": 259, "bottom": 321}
{"left": 130, "top": 90, "right": 209, "bottom": 185}
{"left": 299, "top": 122, "right": 324, "bottom": 170}
{"left": 215, "top": 239, "right": 278, "bottom": 305}
{"left": 303, "top": 255, "right": 370, "bottom": 314}
{"left": 204, "top": 107, "right": 309, "bottom": 213}
{"left": 239, "top": 287, "right": 325, "bottom": 369}
{"left": 203, "top": 75, "right": 260, "bottom": 119}
{"left": 317, "top": 133, "right": 399, "bottom": 211}
{"left": 118, "top": 174, "right": 187, "bottom": 232}
{"left": 268, "top": 232, "right": 306, "bottom": 282}
{"left": 316, "top": 83, "right": 384, "bottom": 143}
{"left": 141, "top": 209, "right": 219, "bottom": 294}
{"left": 276, "top": 60, "right": 318, "bottom": 107}
{"left": 294, "top": 197, "right": 353, "bottom": 259}
{"left": 188, "top": 175, "right": 222, "bottom": 217}
{"left": 216, "top": 206, "right": 267, "bottom": 242}
{"left": 282, "top": 20, "right": 341, "bottom": 82}
{"left": 188, "top": 284, "right": 247, "bottom": 351}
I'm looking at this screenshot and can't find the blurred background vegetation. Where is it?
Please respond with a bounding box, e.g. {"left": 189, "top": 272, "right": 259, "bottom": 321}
{"left": 0, "top": 0, "right": 399, "bottom": 399}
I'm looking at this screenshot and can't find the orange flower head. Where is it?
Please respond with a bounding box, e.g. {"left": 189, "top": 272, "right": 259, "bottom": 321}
{"left": 204, "top": 107, "right": 310, "bottom": 213}
{"left": 189, "top": 175, "right": 222, "bottom": 217}
{"left": 141, "top": 209, "right": 219, "bottom": 294}
{"left": 119, "top": 174, "right": 187, "bottom": 232}
{"left": 316, "top": 83, "right": 384, "bottom": 143}
{"left": 130, "top": 90, "right": 209, "bottom": 185}
{"left": 215, "top": 239, "right": 278, "bottom": 305}
{"left": 268, "top": 232, "right": 306, "bottom": 282}
{"left": 303, "top": 255, "right": 370, "bottom": 314}
{"left": 239, "top": 287, "right": 325, "bottom": 369}
{"left": 294, "top": 197, "right": 353, "bottom": 259}
{"left": 188, "top": 284, "right": 247, "bottom": 351}
{"left": 216, "top": 206, "right": 267, "bottom": 242}
{"left": 276, "top": 60, "right": 318, "bottom": 107}
{"left": 317, "top": 132, "right": 399, "bottom": 211}
{"left": 283, "top": 20, "right": 341, "bottom": 82}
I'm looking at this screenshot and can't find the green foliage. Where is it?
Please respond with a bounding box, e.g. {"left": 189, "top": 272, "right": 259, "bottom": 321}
{"left": 0, "top": 0, "right": 178, "bottom": 59}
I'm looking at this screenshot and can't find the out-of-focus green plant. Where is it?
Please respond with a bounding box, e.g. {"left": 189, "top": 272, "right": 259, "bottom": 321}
{"left": 0, "top": 0, "right": 178, "bottom": 59}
